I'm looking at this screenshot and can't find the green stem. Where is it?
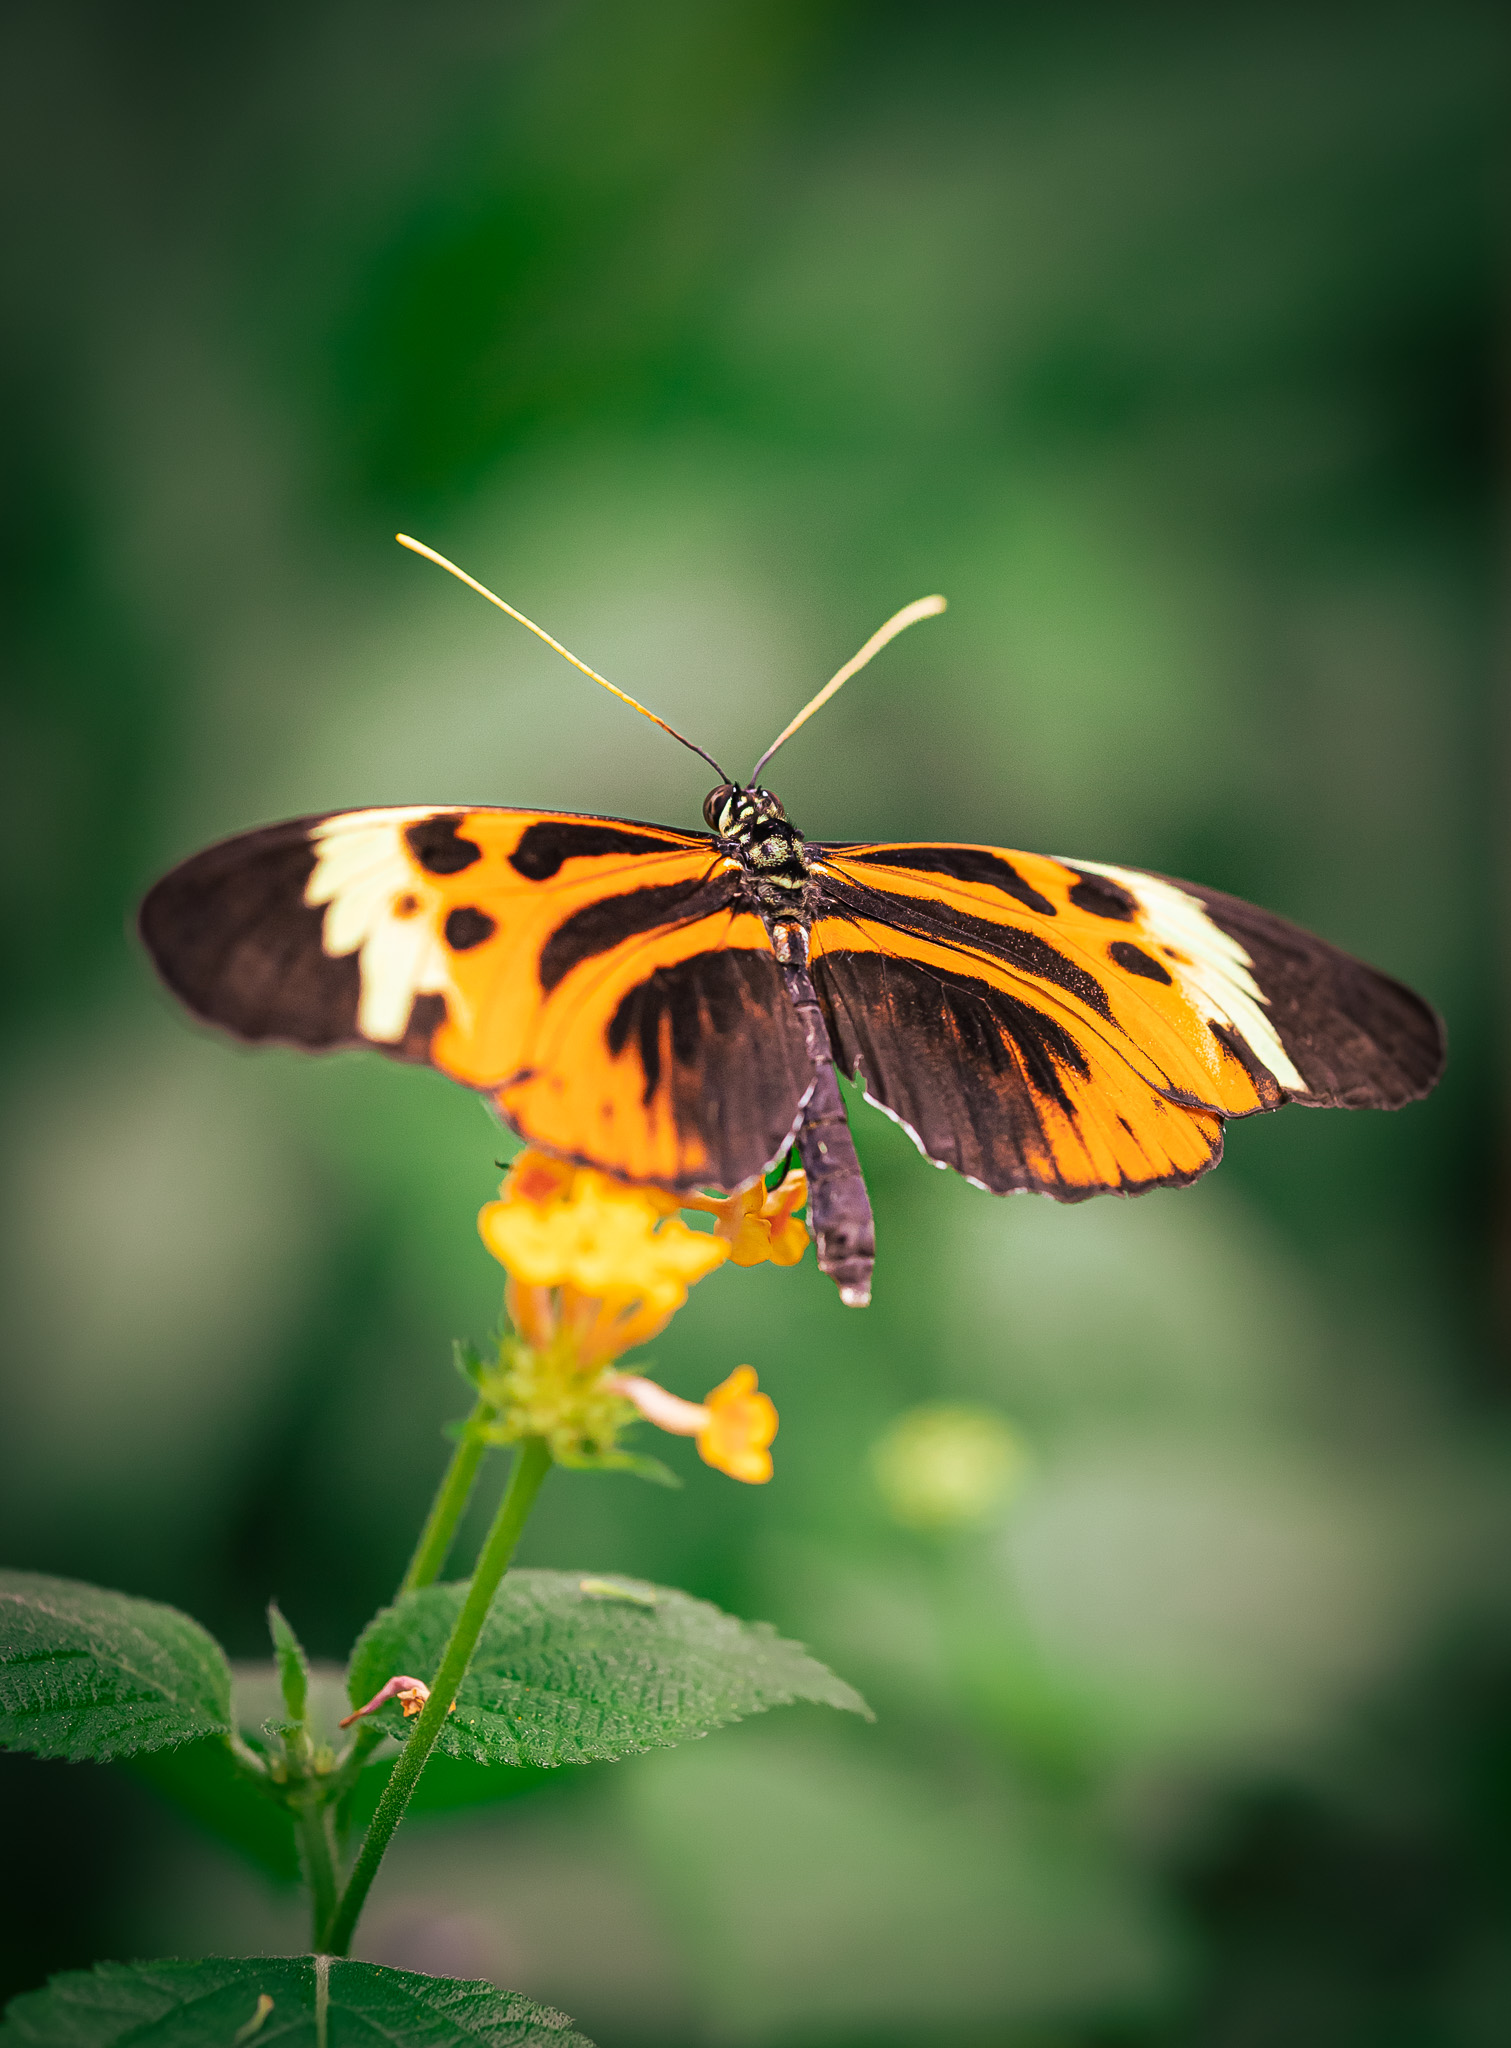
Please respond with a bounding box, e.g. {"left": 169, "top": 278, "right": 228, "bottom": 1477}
{"left": 326, "top": 1394, "right": 500, "bottom": 1823}
{"left": 320, "top": 1436, "right": 552, "bottom": 1956}
{"left": 314, "top": 1954, "right": 329, "bottom": 2048}
{"left": 401, "top": 1396, "right": 496, "bottom": 1593}
{"left": 298, "top": 1794, "right": 338, "bottom": 1947}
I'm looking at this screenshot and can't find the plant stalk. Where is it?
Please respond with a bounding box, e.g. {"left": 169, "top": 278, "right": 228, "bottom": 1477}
{"left": 401, "top": 1395, "right": 497, "bottom": 1593}
{"left": 326, "top": 1394, "right": 500, "bottom": 1822}
{"left": 298, "top": 1794, "right": 339, "bottom": 1948}
{"left": 320, "top": 1435, "right": 551, "bottom": 1955}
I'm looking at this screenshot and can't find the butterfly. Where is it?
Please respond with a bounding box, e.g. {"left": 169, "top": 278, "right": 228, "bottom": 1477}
{"left": 139, "top": 538, "right": 1446, "bottom": 1308}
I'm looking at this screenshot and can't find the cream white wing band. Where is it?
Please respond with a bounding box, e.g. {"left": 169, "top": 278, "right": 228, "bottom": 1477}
{"left": 1065, "top": 860, "right": 1305, "bottom": 1095}
{"left": 305, "top": 808, "right": 455, "bottom": 1043}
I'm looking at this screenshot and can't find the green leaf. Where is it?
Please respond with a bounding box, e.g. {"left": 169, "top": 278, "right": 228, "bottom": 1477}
{"left": 266, "top": 1602, "right": 310, "bottom": 1727}
{"left": 0, "top": 1955, "right": 594, "bottom": 2045}
{"left": 347, "top": 1569, "right": 872, "bottom": 1768}
{"left": 137, "top": 1663, "right": 558, "bottom": 1872}
{"left": 0, "top": 1570, "right": 232, "bottom": 1762}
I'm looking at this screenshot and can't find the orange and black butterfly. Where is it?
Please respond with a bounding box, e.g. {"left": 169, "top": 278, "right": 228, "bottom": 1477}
{"left": 140, "top": 540, "right": 1445, "bottom": 1308}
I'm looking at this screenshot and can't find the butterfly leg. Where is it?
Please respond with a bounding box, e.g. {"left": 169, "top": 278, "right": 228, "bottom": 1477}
{"left": 773, "top": 936, "right": 875, "bottom": 1307}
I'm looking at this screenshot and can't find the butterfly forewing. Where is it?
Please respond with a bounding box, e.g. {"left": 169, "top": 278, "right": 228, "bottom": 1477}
{"left": 808, "top": 842, "right": 1442, "bottom": 1198}
{"left": 140, "top": 805, "right": 814, "bottom": 1192}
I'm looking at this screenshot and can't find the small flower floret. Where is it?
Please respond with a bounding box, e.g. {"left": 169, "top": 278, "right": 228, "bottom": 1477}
{"left": 686, "top": 1167, "right": 810, "bottom": 1268}
{"left": 612, "top": 1365, "right": 778, "bottom": 1485}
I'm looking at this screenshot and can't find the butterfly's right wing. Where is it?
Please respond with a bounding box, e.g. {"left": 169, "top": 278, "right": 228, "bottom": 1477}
{"left": 807, "top": 843, "right": 1443, "bottom": 1199}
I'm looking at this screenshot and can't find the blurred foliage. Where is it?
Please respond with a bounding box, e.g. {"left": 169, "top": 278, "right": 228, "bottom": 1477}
{"left": 0, "top": 0, "right": 1506, "bottom": 2041}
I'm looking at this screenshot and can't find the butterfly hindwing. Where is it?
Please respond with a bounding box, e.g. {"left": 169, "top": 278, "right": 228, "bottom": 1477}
{"left": 140, "top": 805, "right": 815, "bottom": 1192}
{"left": 806, "top": 901, "right": 1226, "bottom": 1197}
{"left": 491, "top": 898, "right": 814, "bottom": 1191}
{"left": 808, "top": 842, "right": 1443, "bottom": 1198}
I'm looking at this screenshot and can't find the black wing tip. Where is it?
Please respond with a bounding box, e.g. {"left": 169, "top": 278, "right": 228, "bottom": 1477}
{"left": 1178, "top": 880, "right": 1448, "bottom": 1115}
{"left": 1383, "top": 985, "right": 1449, "bottom": 1105}
{"left": 1283, "top": 981, "right": 1448, "bottom": 1113}
{"left": 136, "top": 863, "right": 207, "bottom": 1010}
{"left": 134, "top": 822, "right": 378, "bottom": 1054}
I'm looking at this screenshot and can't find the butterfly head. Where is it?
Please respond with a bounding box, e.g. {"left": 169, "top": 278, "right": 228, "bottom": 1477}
{"left": 704, "top": 782, "right": 808, "bottom": 881}
{"left": 703, "top": 782, "right": 785, "bottom": 836}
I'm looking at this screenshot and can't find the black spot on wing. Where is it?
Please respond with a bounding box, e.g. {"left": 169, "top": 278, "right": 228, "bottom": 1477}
{"left": 817, "top": 871, "right": 1112, "bottom": 1019}
{"left": 510, "top": 819, "right": 696, "bottom": 882}
{"left": 444, "top": 907, "right": 496, "bottom": 951}
{"left": 606, "top": 948, "right": 758, "bottom": 1103}
{"left": 538, "top": 871, "right": 743, "bottom": 993}
{"left": 846, "top": 845, "right": 1057, "bottom": 915}
{"left": 1067, "top": 870, "right": 1137, "bottom": 921}
{"left": 1109, "top": 939, "right": 1172, "bottom": 984}
{"left": 602, "top": 947, "right": 813, "bottom": 1188}
{"left": 406, "top": 814, "right": 482, "bottom": 874}
{"left": 1163, "top": 875, "right": 1445, "bottom": 1110}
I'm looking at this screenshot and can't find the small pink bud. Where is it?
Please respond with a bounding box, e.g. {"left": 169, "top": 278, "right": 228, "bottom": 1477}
{"left": 339, "top": 1674, "right": 454, "bottom": 1728}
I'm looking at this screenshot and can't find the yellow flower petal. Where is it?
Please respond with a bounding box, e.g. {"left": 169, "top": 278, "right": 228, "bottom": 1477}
{"left": 507, "top": 1151, "right": 577, "bottom": 1208}
{"left": 711, "top": 1168, "right": 810, "bottom": 1269}
{"left": 697, "top": 1365, "right": 777, "bottom": 1484}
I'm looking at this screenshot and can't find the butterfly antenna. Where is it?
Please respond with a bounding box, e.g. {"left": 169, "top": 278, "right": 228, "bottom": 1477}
{"left": 397, "top": 534, "right": 730, "bottom": 782}
{"left": 748, "top": 594, "right": 947, "bottom": 783}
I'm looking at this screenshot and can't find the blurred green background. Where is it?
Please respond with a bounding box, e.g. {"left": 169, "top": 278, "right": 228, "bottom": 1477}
{"left": 2, "top": 2, "right": 1506, "bottom": 2040}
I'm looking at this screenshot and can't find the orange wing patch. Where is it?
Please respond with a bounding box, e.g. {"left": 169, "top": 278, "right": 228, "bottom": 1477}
{"left": 493, "top": 907, "right": 813, "bottom": 1188}
{"left": 814, "top": 845, "right": 1284, "bottom": 1121}
{"left": 141, "top": 805, "right": 815, "bottom": 1194}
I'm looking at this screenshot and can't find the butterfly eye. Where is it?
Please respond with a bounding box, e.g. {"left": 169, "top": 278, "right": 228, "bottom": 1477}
{"left": 703, "top": 783, "right": 737, "bottom": 832}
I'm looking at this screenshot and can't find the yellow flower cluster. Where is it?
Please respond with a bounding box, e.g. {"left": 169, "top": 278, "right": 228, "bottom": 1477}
{"left": 473, "top": 1152, "right": 802, "bottom": 1483}
{"left": 480, "top": 1152, "right": 726, "bottom": 1366}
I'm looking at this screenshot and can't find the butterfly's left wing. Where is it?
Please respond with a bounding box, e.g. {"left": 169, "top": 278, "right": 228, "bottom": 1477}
{"left": 808, "top": 842, "right": 1443, "bottom": 1199}
{"left": 140, "top": 805, "right": 815, "bottom": 1192}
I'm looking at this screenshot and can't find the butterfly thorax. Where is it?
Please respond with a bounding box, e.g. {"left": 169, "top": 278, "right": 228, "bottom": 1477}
{"left": 704, "top": 782, "right": 811, "bottom": 903}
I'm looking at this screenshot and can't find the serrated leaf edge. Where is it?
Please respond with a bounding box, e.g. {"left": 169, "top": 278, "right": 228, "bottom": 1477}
{"left": 0, "top": 1576, "right": 233, "bottom": 1762}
